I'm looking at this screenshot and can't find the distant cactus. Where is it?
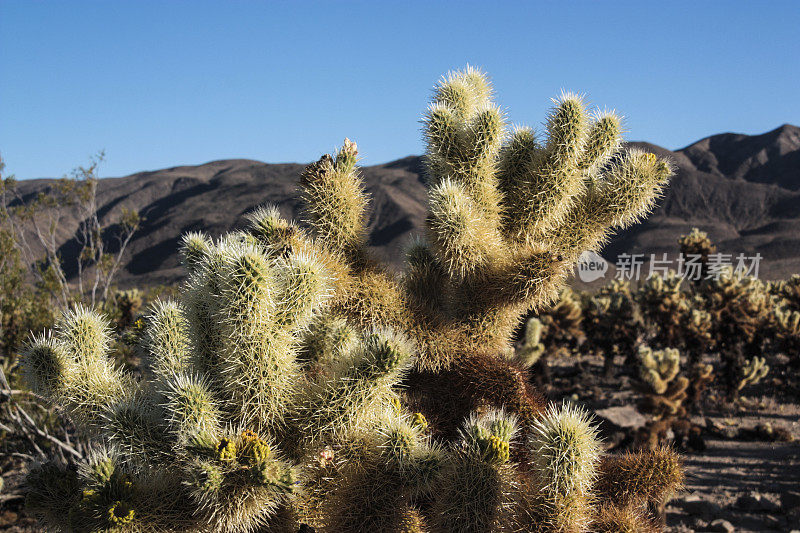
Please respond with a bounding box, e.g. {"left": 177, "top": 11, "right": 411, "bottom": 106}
{"left": 527, "top": 287, "right": 584, "bottom": 386}
{"left": 702, "top": 269, "right": 770, "bottom": 348}
{"left": 686, "top": 362, "right": 714, "bottom": 412}
{"left": 677, "top": 228, "right": 716, "bottom": 283}
{"left": 773, "top": 300, "right": 800, "bottom": 367}
{"left": 637, "top": 346, "right": 680, "bottom": 395}
{"left": 737, "top": 356, "right": 769, "bottom": 391}
{"left": 108, "top": 289, "right": 144, "bottom": 330}
{"left": 583, "top": 279, "right": 643, "bottom": 377}
{"left": 514, "top": 316, "right": 545, "bottom": 368}
{"left": 770, "top": 274, "right": 800, "bottom": 310}
{"left": 20, "top": 67, "right": 678, "bottom": 532}
{"left": 682, "top": 303, "right": 714, "bottom": 366}
{"left": 700, "top": 268, "right": 772, "bottom": 399}
{"left": 638, "top": 272, "right": 688, "bottom": 350}
{"left": 634, "top": 346, "right": 688, "bottom": 449}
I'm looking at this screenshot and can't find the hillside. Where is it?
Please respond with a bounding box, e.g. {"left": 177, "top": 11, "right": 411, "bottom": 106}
{"left": 10, "top": 124, "right": 800, "bottom": 287}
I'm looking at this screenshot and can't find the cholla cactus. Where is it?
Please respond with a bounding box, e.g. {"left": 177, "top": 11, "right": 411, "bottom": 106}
{"left": 774, "top": 306, "right": 800, "bottom": 366}
{"left": 702, "top": 269, "right": 771, "bottom": 347}
{"left": 737, "top": 356, "right": 769, "bottom": 391}
{"left": 527, "top": 403, "right": 602, "bottom": 532}
{"left": 265, "top": 67, "right": 670, "bottom": 436}
{"left": 593, "top": 504, "right": 660, "bottom": 533}
{"left": 635, "top": 346, "right": 688, "bottom": 449}
{"left": 682, "top": 302, "right": 714, "bottom": 366}
{"left": 769, "top": 274, "right": 800, "bottom": 310}
{"left": 700, "top": 268, "right": 771, "bottom": 399}
{"left": 20, "top": 237, "right": 420, "bottom": 531}
{"left": 527, "top": 287, "right": 584, "bottom": 386}
{"left": 20, "top": 67, "right": 679, "bottom": 532}
{"left": 320, "top": 411, "right": 443, "bottom": 532}
{"left": 637, "top": 272, "right": 687, "bottom": 349}
{"left": 411, "top": 68, "right": 669, "bottom": 367}
{"left": 686, "top": 362, "right": 714, "bottom": 412}
{"left": 769, "top": 276, "right": 800, "bottom": 368}
{"left": 595, "top": 447, "right": 683, "bottom": 528}
{"left": 677, "top": 228, "right": 716, "bottom": 283}
{"left": 429, "top": 410, "right": 520, "bottom": 532}
{"left": 637, "top": 346, "right": 680, "bottom": 395}
{"left": 583, "top": 279, "right": 643, "bottom": 377}
{"left": 108, "top": 289, "right": 144, "bottom": 330}
{"left": 514, "top": 317, "right": 545, "bottom": 368}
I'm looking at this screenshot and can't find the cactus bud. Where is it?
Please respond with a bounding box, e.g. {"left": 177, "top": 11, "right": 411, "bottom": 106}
{"left": 335, "top": 138, "right": 359, "bottom": 173}
{"left": 216, "top": 438, "right": 237, "bottom": 463}
{"left": 411, "top": 412, "right": 428, "bottom": 431}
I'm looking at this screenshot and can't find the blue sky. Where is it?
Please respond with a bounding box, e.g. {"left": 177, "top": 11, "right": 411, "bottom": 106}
{"left": 1, "top": 1, "right": 799, "bottom": 179}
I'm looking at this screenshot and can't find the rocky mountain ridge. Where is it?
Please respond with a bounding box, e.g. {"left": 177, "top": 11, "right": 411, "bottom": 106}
{"left": 10, "top": 124, "right": 800, "bottom": 286}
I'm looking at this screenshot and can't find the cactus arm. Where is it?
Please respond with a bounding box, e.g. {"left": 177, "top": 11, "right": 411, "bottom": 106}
{"left": 299, "top": 140, "right": 370, "bottom": 266}
{"left": 429, "top": 411, "right": 519, "bottom": 532}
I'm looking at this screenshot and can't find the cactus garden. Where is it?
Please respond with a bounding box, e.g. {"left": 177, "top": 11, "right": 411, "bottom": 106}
{"left": 2, "top": 60, "right": 799, "bottom": 533}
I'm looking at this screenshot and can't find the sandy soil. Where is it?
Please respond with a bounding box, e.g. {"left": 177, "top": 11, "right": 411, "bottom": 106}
{"left": 547, "top": 354, "right": 800, "bottom": 533}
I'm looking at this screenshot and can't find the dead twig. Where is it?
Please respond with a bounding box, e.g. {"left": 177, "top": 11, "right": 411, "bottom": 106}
{"left": 0, "top": 367, "right": 82, "bottom": 460}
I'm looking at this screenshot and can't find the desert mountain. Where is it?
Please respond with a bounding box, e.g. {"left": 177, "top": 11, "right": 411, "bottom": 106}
{"left": 10, "top": 124, "right": 800, "bottom": 287}
{"left": 679, "top": 124, "right": 800, "bottom": 190}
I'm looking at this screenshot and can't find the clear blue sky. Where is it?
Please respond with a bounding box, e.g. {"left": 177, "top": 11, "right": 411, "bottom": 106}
{"left": 1, "top": 0, "right": 799, "bottom": 179}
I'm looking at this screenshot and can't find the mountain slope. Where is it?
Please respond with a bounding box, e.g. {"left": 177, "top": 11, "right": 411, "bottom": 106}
{"left": 10, "top": 125, "right": 800, "bottom": 287}
{"left": 13, "top": 157, "right": 429, "bottom": 287}
{"left": 678, "top": 124, "right": 800, "bottom": 190}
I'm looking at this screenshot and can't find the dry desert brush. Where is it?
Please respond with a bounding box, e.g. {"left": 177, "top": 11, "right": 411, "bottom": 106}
{"left": 20, "top": 67, "right": 681, "bottom": 532}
